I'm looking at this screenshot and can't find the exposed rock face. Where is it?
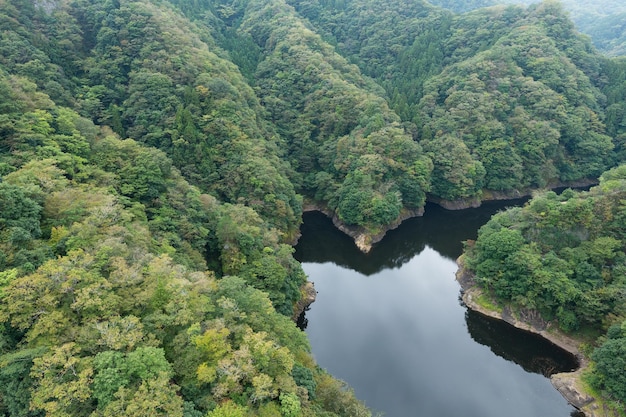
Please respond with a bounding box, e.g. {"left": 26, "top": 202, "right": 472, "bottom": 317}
{"left": 428, "top": 180, "right": 598, "bottom": 210}
{"left": 292, "top": 281, "right": 317, "bottom": 321}
{"left": 551, "top": 370, "right": 620, "bottom": 417}
{"left": 427, "top": 194, "right": 482, "bottom": 210}
{"left": 551, "top": 370, "right": 594, "bottom": 410}
{"left": 455, "top": 255, "right": 615, "bottom": 417}
{"left": 460, "top": 285, "right": 581, "bottom": 356}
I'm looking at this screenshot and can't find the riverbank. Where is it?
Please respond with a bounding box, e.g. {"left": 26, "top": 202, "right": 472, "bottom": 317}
{"left": 428, "top": 179, "right": 598, "bottom": 210}
{"left": 299, "top": 181, "right": 598, "bottom": 253}
{"left": 292, "top": 281, "right": 317, "bottom": 321}
{"left": 301, "top": 202, "right": 424, "bottom": 253}
{"left": 455, "top": 254, "right": 621, "bottom": 417}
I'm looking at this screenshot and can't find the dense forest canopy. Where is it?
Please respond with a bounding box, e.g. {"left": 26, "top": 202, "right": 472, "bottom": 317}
{"left": 289, "top": 0, "right": 621, "bottom": 202}
{"left": 463, "top": 169, "right": 626, "bottom": 408}
{"left": 1, "top": 0, "right": 626, "bottom": 415}
{"left": 430, "top": 0, "right": 626, "bottom": 57}
{"left": 527, "top": 0, "right": 626, "bottom": 57}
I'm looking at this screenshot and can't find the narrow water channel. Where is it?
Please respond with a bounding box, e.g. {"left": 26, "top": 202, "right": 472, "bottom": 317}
{"left": 294, "top": 202, "right": 581, "bottom": 417}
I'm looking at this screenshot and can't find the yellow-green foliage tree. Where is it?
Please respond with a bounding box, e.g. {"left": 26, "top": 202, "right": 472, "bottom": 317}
{"left": 0, "top": 66, "right": 366, "bottom": 417}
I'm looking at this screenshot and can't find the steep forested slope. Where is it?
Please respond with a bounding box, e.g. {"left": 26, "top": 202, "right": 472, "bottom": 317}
{"left": 0, "top": 1, "right": 370, "bottom": 416}
{"left": 536, "top": 0, "right": 626, "bottom": 58}
{"left": 431, "top": 0, "right": 626, "bottom": 57}
{"left": 0, "top": 69, "right": 373, "bottom": 417}
{"left": 290, "top": 0, "right": 617, "bottom": 202}
{"left": 463, "top": 168, "right": 626, "bottom": 409}
{"left": 239, "top": 0, "right": 432, "bottom": 230}
{"left": 419, "top": 3, "right": 614, "bottom": 196}
{"left": 602, "top": 57, "right": 626, "bottom": 162}
{"left": 74, "top": 0, "right": 304, "bottom": 239}
{"left": 428, "top": 0, "right": 494, "bottom": 13}
{"left": 569, "top": 4, "right": 626, "bottom": 58}
{"left": 2, "top": 0, "right": 626, "bottom": 415}
{"left": 2, "top": 0, "right": 303, "bottom": 237}
{"left": 288, "top": 0, "right": 451, "bottom": 121}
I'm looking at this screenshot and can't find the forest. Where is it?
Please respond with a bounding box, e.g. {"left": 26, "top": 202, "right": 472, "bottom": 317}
{"left": 432, "top": 0, "right": 626, "bottom": 57}
{"left": 1, "top": 0, "right": 626, "bottom": 415}
{"left": 464, "top": 169, "right": 626, "bottom": 410}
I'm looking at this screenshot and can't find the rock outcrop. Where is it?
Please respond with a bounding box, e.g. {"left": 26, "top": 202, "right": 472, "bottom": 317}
{"left": 551, "top": 369, "right": 594, "bottom": 410}
{"left": 292, "top": 281, "right": 317, "bottom": 321}
{"left": 302, "top": 202, "right": 424, "bottom": 253}
{"left": 455, "top": 255, "right": 617, "bottom": 417}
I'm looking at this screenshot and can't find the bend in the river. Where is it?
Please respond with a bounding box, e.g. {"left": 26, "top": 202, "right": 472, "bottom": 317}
{"left": 295, "top": 201, "right": 584, "bottom": 417}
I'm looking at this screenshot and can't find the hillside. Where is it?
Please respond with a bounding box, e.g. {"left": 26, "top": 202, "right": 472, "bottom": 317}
{"left": 0, "top": 1, "right": 368, "bottom": 416}
{"left": 463, "top": 168, "right": 626, "bottom": 412}
{"left": 431, "top": 0, "right": 626, "bottom": 57}
{"left": 1, "top": 0, "right": 626, "bottom": 415}
{"left": 290, "top": 0, "right": 620, "bottom": 202}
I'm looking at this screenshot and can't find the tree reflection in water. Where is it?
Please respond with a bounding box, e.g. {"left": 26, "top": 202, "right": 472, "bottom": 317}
{"left": 295, "top": 201, "right": 581, "bottom": 417}
{"left": 465, "top": 310, "right": 578, "bottom": 376}
{"left": 295, "top": 200, "right": 529, "bottom": 275}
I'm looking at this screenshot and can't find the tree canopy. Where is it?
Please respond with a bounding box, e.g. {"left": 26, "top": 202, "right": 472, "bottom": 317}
{"left": 464, "top": 168, "right": 626, "bottom": 406}
{"left": 2, "top": 0, "right": 626, "bottom": 414}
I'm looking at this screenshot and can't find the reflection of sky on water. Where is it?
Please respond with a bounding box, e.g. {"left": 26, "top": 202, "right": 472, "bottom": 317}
{"left": 302, "top": 247, "right": 578, "bottom": 417}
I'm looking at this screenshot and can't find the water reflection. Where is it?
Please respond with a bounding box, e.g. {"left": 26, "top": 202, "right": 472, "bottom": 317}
{"left": 465, "top": 310, "right": 578, "bottom": 376}
{"left": 295, "top": 200, "right": 528, "bottom": 275}
{"left": 295, "top": 202, "right": 580, "bottom": 417}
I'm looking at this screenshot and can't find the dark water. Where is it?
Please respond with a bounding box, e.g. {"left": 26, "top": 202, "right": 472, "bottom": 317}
{"left": 294, "top": 202, "right": 581, "bottom": 417}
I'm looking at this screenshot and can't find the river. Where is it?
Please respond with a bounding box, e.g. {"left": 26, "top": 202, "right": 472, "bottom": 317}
{"left": 294, "top": 202, "right": 582, "bottom": 417}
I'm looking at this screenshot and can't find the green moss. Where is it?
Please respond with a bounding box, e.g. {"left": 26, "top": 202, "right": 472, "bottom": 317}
{"left": 475, "top": 292, "right": 503, "bottom": 314}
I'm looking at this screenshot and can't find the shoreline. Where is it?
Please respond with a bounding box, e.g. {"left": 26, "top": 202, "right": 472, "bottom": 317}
{"left": 455, "top": 254, "right": 616, "bottom": 417}
{"left": 298, "top": 180, "right": 598, "bottom": 253}
{"left": 427, "top": 179, "right": 598, "bottom": 210}
{"left": 301, "top": 202, "right": 424, "bottom": 253}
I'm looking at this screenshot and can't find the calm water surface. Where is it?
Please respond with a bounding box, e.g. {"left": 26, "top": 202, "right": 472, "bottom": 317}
{"left": 294, "top": 202, "right": 580, "bottom": 417}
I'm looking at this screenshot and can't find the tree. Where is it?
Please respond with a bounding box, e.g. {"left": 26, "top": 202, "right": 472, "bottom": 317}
{"left": 279, "top": 392, "right": 301, "bottom": 417}
{"left": 29, "top": 343, "right": 93, "bottom": 417}
{"left": 423, "top": 135, "right": 485, "bottom": 200}
{"left": 207, "top": 401, "right": 248, "bottom": 417}
{"left": 0, "top": 182, "right": 41, "bottom": 242}
{"left": 100, "top": 371, "right": 184, "bottom": 417}
{"left": 590, "top": 322, "right": 626, "bottom": 403}
{"left": 194, "top": 325, "right": 232, "bottom": 385}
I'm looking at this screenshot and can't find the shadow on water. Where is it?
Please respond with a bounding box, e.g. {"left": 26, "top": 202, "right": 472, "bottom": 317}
{"left": 465, "top": 309, "right": 579, "bottom": 376}
{"left": 295, "top": 199, "right": 529, "bottom": 275}
{"left": 295, "top": 195, "right": 582, "bottom": 417}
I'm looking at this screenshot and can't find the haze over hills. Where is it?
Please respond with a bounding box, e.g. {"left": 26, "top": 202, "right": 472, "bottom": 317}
{"left": 289, "top": 0, "right": 623, "bottom": 205}
{"left": 430, "top": 0, "right": 626, "bottom": 56}
{"left": 0, "top": 0, "right": 626, "bottom": 415}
